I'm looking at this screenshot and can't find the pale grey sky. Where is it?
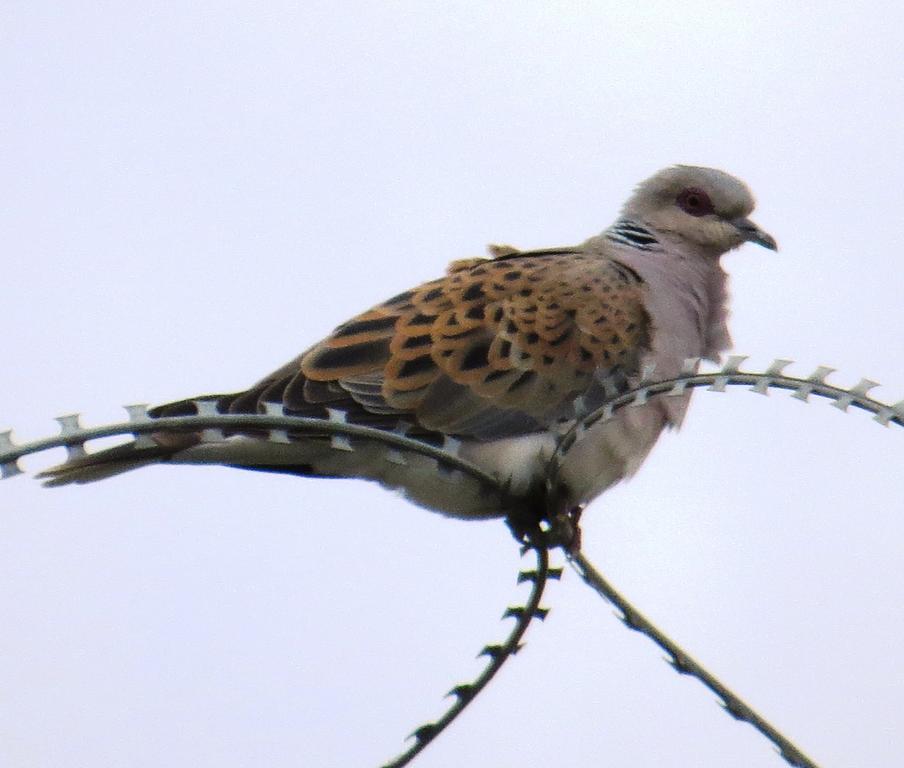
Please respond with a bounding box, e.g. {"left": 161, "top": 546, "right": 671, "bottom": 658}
{"left": 2, "top": 3, "right": 903, "bottom": 767}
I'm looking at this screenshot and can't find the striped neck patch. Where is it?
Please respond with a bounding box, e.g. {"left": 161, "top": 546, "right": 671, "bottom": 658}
{"left": 604, "top": 218, "right": 660, "bottom": 251}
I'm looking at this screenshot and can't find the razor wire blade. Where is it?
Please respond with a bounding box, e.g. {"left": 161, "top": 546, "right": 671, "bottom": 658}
{"left": 2, "top": 356, "right": 902, "bottom": 487}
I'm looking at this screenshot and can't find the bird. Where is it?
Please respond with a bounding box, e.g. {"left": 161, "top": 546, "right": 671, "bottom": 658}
{"left": 39, "top": 166, "right": 776, "bottom": 535}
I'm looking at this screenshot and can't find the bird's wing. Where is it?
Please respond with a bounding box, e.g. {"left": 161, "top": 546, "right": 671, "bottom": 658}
{"left": 165, "top": 248, "right": 652, "bottom": 440}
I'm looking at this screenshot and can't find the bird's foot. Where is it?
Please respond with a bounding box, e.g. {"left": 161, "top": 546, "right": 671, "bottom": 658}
{"left": 506, "top": 500, "right": 583, "bottom": 553}
{"left": 543, "top": 504, "right": 583, "bottom": 553}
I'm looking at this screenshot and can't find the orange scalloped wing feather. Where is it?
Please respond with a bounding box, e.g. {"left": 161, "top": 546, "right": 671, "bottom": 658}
{"left": 295, "top": 250, "right": 650, "bottom": 436}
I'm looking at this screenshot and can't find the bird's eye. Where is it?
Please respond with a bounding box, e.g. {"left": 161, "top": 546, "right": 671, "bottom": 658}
{"left": 677, "top": 187, "right": 714, "bottom": 217}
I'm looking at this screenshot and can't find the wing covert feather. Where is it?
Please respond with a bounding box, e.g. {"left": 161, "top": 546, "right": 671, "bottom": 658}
{"left": 293, "top": 249, "right": 650, "bottom": 438}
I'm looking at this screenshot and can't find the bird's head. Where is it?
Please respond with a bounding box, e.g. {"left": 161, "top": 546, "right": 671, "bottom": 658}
{"left": 623, "top": 165, "right": 777, "bottom": 257}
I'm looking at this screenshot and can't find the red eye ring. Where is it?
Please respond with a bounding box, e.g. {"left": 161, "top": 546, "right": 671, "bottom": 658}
{"left": 677, "top": 187, "right": 714, "bottom": 217}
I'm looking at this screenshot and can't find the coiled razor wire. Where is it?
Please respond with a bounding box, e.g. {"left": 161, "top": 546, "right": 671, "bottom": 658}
{"left": 2, "top": 355, "right": 903, "bottom": 767}
{"left": 381, "top": 543, "right": 559, "bottom": 768}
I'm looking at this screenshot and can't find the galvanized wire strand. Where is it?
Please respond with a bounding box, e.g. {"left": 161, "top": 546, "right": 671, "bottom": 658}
{"left": 567, "top": 550, "right": 820, "bottom": 768}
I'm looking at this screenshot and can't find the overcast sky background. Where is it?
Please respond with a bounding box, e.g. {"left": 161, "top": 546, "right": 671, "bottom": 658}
{"left": 2, "top": 3, "right": 903, "bottom": 767}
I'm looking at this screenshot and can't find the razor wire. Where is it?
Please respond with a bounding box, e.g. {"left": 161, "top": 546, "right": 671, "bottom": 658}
{"left": 381, "top": 543, "right": 559, "bottom": 768}
{"left": 0, "top": 401, "right": 556, "bottom": 766}
{"left": 2, "top": 355, "right": 902, "bottom": 767}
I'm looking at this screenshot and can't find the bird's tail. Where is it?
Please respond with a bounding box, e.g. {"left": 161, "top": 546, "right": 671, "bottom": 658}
{"left": 35, "top": 393, "right": 236, "bottom": 487}
{"left": 36, "top": 436, "right": 196, "bottom": 487}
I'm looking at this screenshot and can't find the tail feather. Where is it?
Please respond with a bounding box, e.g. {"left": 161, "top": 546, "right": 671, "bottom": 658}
{"left": 37, "top": 442, "right": 179, "bottom": 487}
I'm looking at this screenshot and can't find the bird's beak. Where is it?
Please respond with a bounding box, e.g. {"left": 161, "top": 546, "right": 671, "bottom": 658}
{"left": 732, "top": 217, "right": 778, "bottom": 251}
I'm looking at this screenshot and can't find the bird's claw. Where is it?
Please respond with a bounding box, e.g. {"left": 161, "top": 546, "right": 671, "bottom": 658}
{"left": 506, "top": 499, "right": 583, "bottom": 553}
